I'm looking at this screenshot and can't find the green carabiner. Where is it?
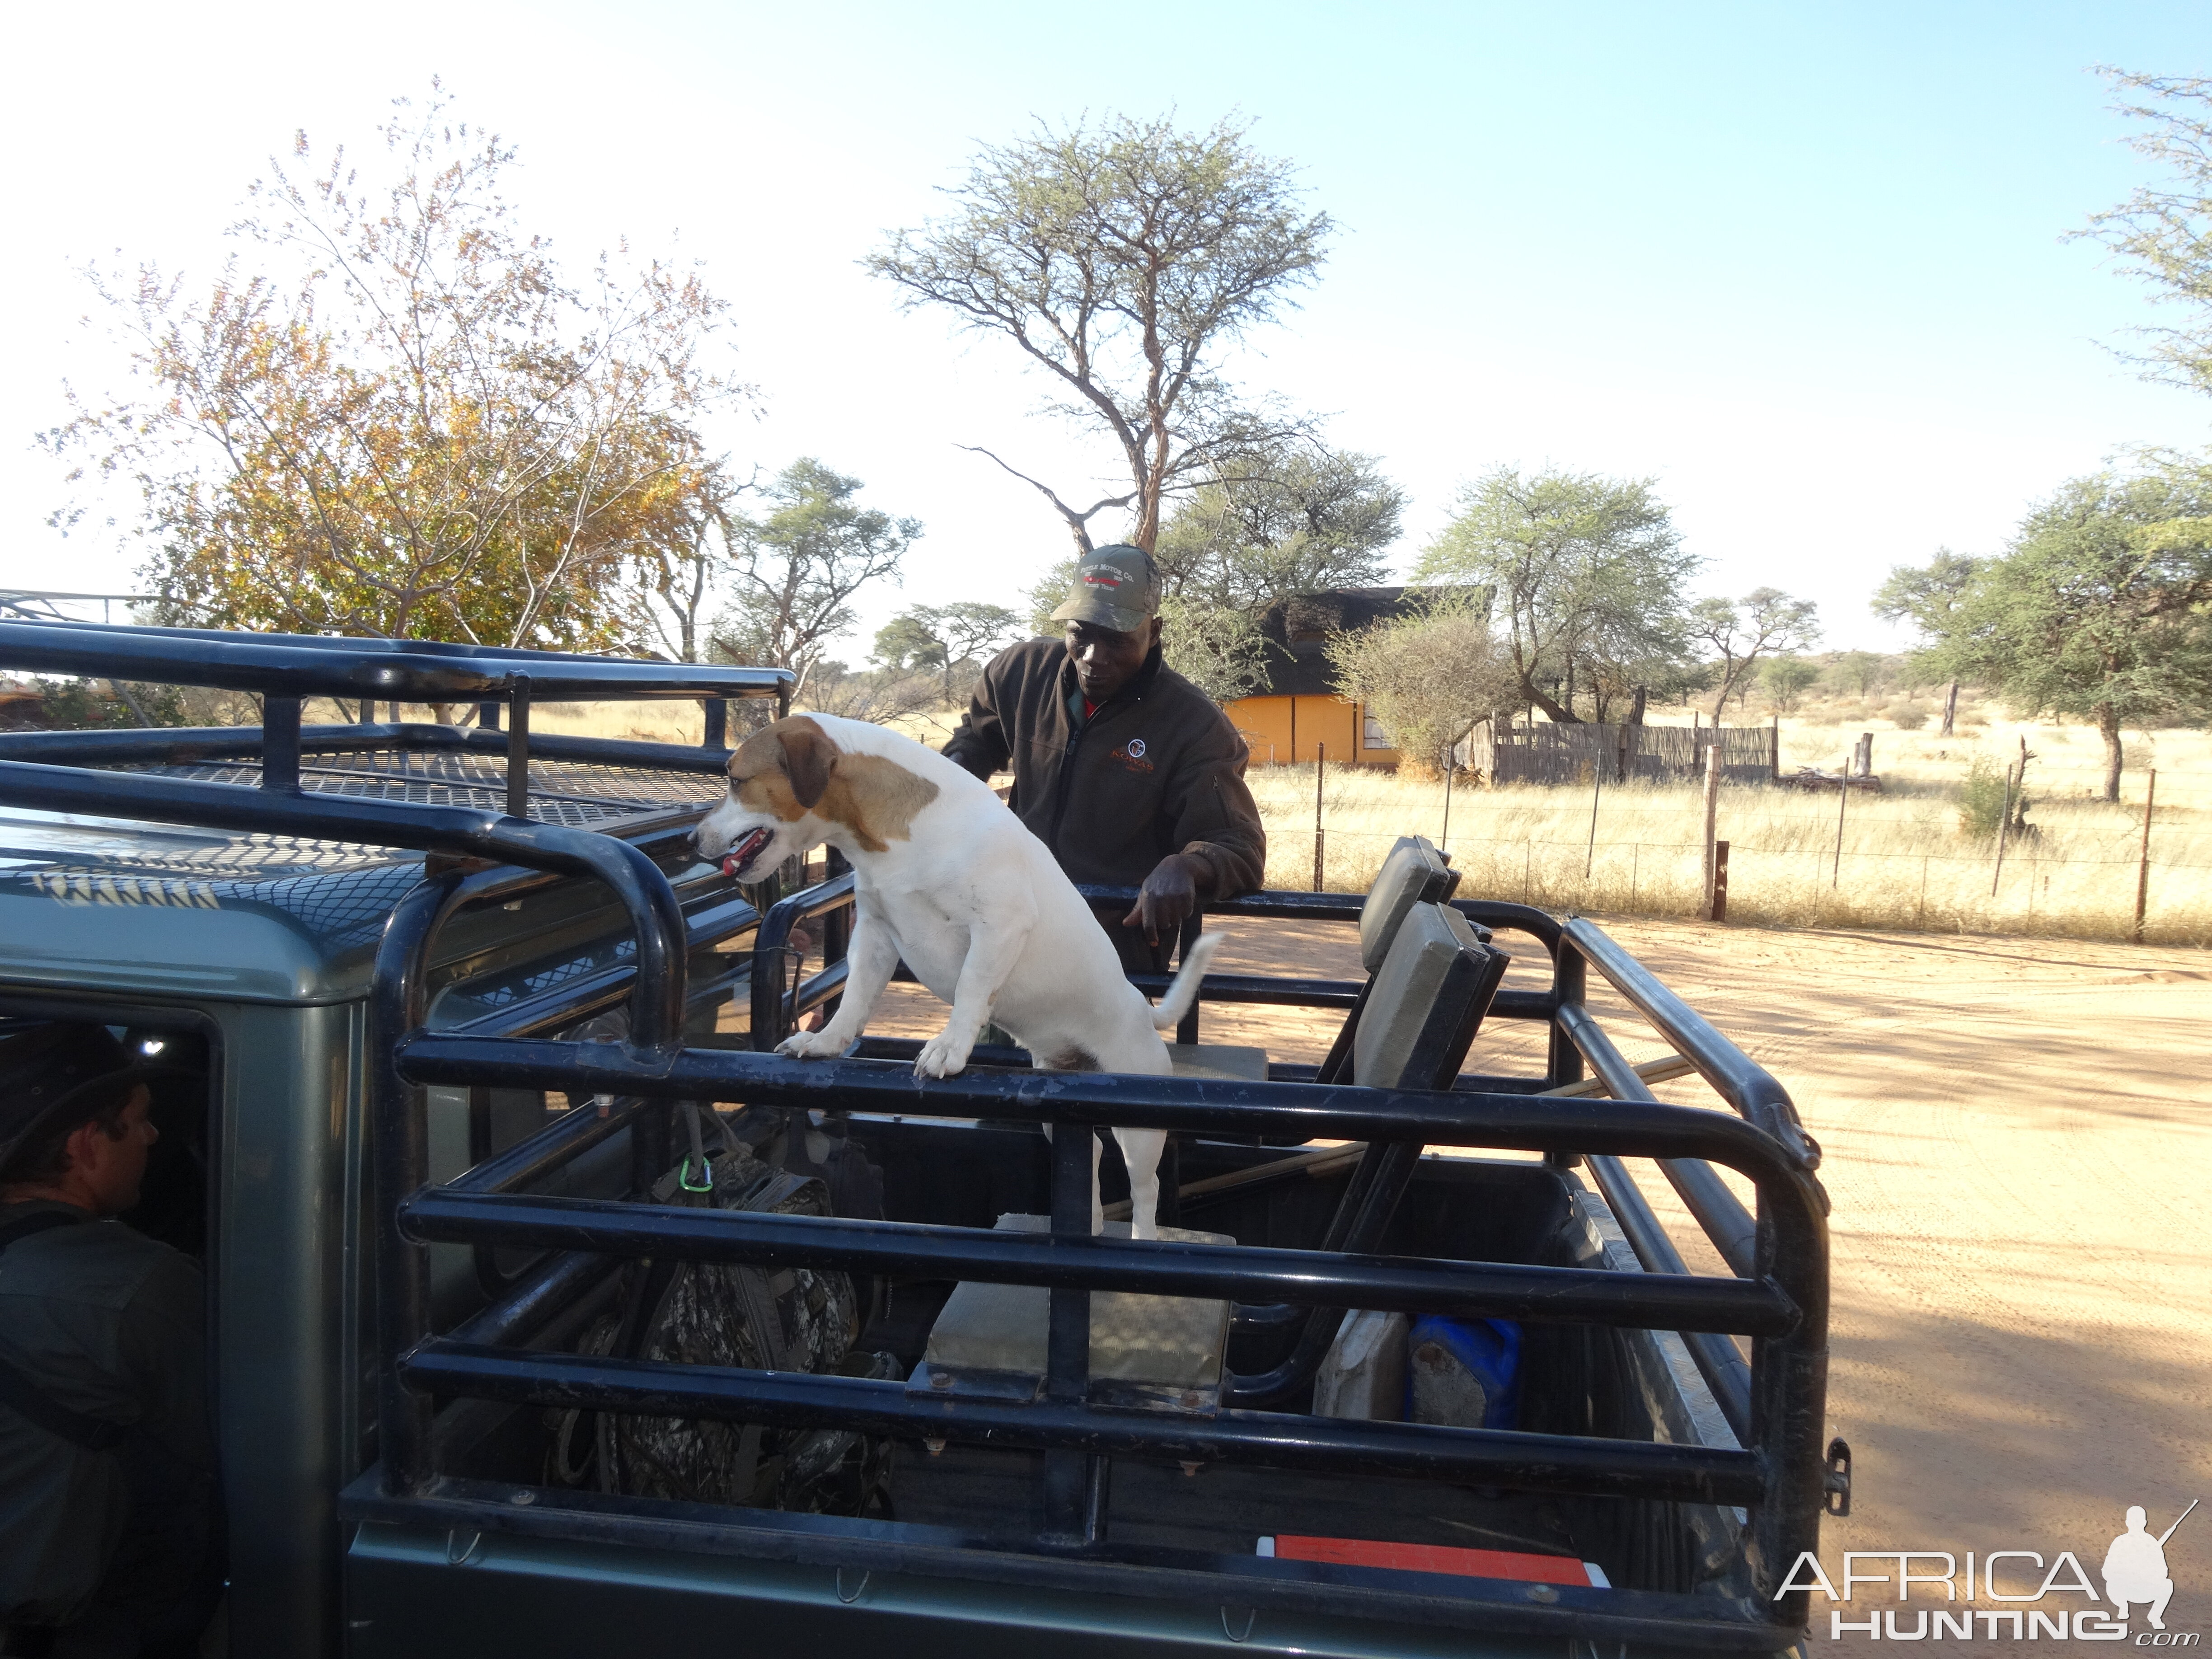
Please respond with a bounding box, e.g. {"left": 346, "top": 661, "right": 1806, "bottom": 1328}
{"left": 679, "top": 1155, "right": 713, "bottom": 1193}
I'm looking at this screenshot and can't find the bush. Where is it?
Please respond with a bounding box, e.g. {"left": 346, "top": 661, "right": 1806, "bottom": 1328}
{"left": 1326, "top": 591, "right": 1516, "bottom": 776}
{"left": 29, "top": 677, "right": 188, "bottom": 731}
{"left": 1887, "top": 702, "right": 1929, "bottom": 730}
{"left": 1956, "top": 755, "right": 2026, "bottom": 837}
{"left": 796, "top": 661, "right": 942, "bottom": 722}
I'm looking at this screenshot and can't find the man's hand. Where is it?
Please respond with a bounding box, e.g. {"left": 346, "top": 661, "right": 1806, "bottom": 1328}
{"left": 1122, "top": 853, "right": 1205, "bottom": 944}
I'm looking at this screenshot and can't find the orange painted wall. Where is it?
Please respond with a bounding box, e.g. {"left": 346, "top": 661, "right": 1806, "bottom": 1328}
{"left": 1225, "top": 694, "right": 1401, "bottom": 767}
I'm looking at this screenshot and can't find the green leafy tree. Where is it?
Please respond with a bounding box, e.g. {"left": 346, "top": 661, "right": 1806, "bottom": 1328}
{"left": 1872, "top": 549, "right": 1981, "bottom": 637}
{"left": 1415, "top": 467, "right": 1697, "bottom": 723}
{"left": 45, "top": 92, "right": 746, "bottom": 652}
{"left": 23, "top": 678, "right": 188, "bottom": 731}
{"left": 1690, "top": 588, "right": 1820, "bottom": 717}
{"left": 710, "top": 459, "right": 919, "bottom": 683}
{"left": 872, "top": 602, "right": 1023, "bottom": 700}
{"left": 869, "top": 114, "right": 1331, "bottom": 555}
{"left": 1326, "top": 591, "right": 1517, "bottom": 776}
{"left": 1828, "top": 649, "right": 1885, "bottom": 698}
{"left": 1760, "top": 654, "right": 1819, "bottom": 712}
{"left": 1891, "top": 470, "right": 2212, "bottom": 799}
{"left": 1154, "top": 444, "right": 1404, "bottom": 610}
{"left": 871, "top": 614, "right": 946, "bottom": 676}
{"left": 2077, "top": 69, "right": 2212, "bottom": 395}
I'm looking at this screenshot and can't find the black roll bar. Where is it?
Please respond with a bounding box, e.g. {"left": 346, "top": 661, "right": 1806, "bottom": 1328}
{"left": 400, "top": 1190, "right": 1801, "bottom": 1336}
{"left": 405, "top": 1340, "right": 1766, "bottom": 1507}
{"left": 0, "top": 617, "right": 790, "bottom": 703}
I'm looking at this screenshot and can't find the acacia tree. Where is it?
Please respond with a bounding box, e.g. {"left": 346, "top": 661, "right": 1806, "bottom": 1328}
{"left": 45, "top": 94, "right": 746, "bottom": 651}
{"left": 1760, "top": 655, "right": 1819, "bottom": 712}
{"left": 1414, "top": 467, "right": 1696, "bottom": 723}
{"left": 710, "top": 459, "right": 919, "bottom": 686}
{"left": 1889, "top": 471, "right": 2212, "bottom": 799}
{"left": 869, "top": 114, "right": 1331, "bottom": 555}
{"left": 1153, "top": 442, "right": 1404, "bottom": 610}
{"left": 2078, "top": 69, "right": 2212, "bottom": 394}
{"left": 872, "top": 601, "right": 1023, "bottom": 699}
{"left": 627, "top": 455, "right": 752, "bottom": 662}
{"left": 1691, "top": 588, "right": 1820, "bottom": 717}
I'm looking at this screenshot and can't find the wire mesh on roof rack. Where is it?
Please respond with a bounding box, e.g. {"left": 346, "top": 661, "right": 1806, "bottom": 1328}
{"left": 114, "top": 749, "right": 727, "bottom": 829}
{"left": 9, "top": 854, "right": 429, "bottom": 953}
{"left": 0, "top": 747, "right": 726, "bottom": 951}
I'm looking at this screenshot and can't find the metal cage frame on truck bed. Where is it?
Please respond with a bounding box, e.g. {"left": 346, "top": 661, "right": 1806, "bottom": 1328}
{"left": 0, "top": 620, "right": 1836, "bottom": 1655}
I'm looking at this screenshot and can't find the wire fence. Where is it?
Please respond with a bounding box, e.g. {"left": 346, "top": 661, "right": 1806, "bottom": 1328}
{"left": 1251, "top": 775, "right": 2212, "bottom": 946}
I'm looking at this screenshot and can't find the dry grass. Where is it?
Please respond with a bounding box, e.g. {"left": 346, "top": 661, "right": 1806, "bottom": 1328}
{"left": 460, "top": 695, "right": 2212, "bottom": 944}
{"left": 516, "top": 702, "right": 969, "bottom": 749}
{"left": 1251, "top": 711, "right": 2212, "bottom": 947}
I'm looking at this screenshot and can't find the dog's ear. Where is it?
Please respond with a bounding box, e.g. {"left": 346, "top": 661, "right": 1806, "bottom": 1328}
{"left": 778, "top": 721, "right": 835, "bottom": 809}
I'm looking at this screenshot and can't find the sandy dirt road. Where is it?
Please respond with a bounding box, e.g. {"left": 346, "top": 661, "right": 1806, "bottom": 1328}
{"left": 854, "top": 915, "right": 2212, "bottom": 1654}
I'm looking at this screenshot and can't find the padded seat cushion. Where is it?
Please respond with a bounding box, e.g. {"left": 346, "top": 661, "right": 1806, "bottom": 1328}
{"left": 924, "top": 1214, "right": 1235, "bottom": 1387}
{"left": 1354, "top": 903, "right": 1494, "bottom": 1089}
{"left": 1359, "top": 836, "right": 1461, "bottom": 972}
{"left": 1165, "top": 1043, "right": 1270, "bottom": 1082}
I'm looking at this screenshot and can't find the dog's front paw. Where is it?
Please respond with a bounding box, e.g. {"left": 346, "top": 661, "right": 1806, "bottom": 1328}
{"left": 777, "top": 1028, "right": 845, "bottom": 1060}
{"left": 914, "top": 1031, "right": 975, "bottom": 1078}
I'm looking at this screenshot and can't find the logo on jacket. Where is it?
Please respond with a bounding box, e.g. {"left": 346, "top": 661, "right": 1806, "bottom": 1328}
{"left": 1111, "top": 739, "right": 1155, "bottom": 774}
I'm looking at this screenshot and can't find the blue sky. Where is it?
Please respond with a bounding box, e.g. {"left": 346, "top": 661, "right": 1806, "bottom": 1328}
{"left": 5, "top": 0, "right": 2211, "bottom": 653}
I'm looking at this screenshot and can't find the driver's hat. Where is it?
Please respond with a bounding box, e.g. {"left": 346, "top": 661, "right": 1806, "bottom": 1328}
{"left": 0, "top": 1022, "right": 154, "bottom": 1181}
{"left": 1050, "top": 544, "right": 1162, "bottom": 635}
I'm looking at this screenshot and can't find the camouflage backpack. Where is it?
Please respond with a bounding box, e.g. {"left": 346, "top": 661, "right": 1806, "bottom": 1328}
{"left": 553, "top": 1117, "right": 898, "bottom": 1515}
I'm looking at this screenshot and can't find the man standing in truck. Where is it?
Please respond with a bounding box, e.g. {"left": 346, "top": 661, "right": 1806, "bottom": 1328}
{"left": 941, "top": 544, "right": 1267, "bottom": 975}
{"left": 0, "top": 1022, "right": 220, "bottom": 1658}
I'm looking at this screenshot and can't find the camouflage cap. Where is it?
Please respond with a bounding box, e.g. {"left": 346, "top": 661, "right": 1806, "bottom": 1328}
{"left": 1049, "top": 544, "right": 1162, "bottom": 635}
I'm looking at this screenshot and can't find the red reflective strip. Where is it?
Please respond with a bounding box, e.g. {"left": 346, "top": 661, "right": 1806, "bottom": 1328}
{"left": 1267, "top": 1536, "right": 1596, "bottom": 1584}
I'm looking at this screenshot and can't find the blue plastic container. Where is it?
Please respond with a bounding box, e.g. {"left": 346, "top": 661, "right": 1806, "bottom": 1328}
{"left": 1404, "top": 1315, "right": 1522, "bottom": 1430}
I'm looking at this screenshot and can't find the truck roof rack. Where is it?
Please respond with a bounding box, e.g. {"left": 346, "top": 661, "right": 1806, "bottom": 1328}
{"left": 0, "top": 621, "right": 1833, "bottom": 1654}
{"left": 0, "top": 614, "right": 784, "bottom": 835}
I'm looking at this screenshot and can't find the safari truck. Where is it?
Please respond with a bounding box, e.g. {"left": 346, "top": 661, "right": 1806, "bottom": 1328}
{"left": 0, "top": 621, "right": 1844, "bottom": 1657}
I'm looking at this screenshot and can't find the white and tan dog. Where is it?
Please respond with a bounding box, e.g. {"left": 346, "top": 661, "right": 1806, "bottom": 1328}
{"left": 694, "top": 713, "right": 1222, "bottom": 1238}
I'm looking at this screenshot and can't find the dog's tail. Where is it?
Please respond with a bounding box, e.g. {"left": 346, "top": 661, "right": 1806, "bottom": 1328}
{"left": 1151, "top": 930, "right": 1227, "bottom": 1031}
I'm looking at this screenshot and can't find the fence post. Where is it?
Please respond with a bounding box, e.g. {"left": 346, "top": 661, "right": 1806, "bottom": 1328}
{"left": 1439, "top": 756, "right": 1453, "bottom": 859}
{"left": 1312, "top": 744, "right": 1326, "bottom": 892}
{"left": 1770, "top": 715, "right": 1780, "bottom": 783}
{"left": 2133, "top": 768, "right": 2158, "bottom": 944}
{"left": 1831, "top": 771, "right": 1848, "bottom": 889}
{"left": 1584, "top": 745, "right": 1603, "bottom": 878}
{"left": 1701, "top": 743, "right": 1721, "bottom": 916}
{"left": 1940, "top": 681, "right": 1959, "bottom": 738}
{"left": 1711, "top": 840, "right": 1729, "bottom": 923}
{"left": 1990, "top": 762, "right": 2015, "bottom": 898}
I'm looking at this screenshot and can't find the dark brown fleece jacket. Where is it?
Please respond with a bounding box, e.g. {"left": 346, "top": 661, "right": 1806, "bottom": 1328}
{"left": 941, "top": 638, "right": 1267, "bottom": 967}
